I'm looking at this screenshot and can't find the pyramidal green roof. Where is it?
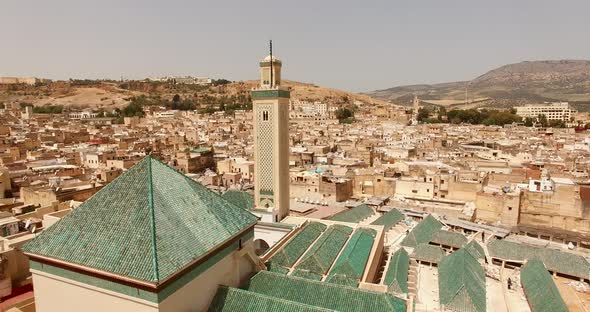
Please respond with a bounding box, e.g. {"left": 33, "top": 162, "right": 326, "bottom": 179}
{"left": 222, "top": 190, "right": 255, "bottom": 211}
{"left": 23, "top": 156, "right": 258, "bottom": 284}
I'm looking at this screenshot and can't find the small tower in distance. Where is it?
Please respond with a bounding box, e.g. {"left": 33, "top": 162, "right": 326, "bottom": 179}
{"left": 251, "top": 41, "right": 290, "bottom": 222}
{"left": 411, "top": 94, "right": 420, "bottom": 124}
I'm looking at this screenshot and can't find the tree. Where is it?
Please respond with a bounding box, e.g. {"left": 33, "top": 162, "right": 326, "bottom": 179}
{"left": 417, "top": 107, "right": 430, "bottom": 122}
{"left": 537, "top": 114, "right": 548, "bottom": 127}
{"left": 335, "top": 107, "right": 353, "bottom": 123}
{"left": 524, "top": 117, "right": 534, "bottom": 127}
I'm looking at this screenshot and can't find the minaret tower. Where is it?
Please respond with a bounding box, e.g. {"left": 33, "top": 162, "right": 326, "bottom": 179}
{"left": 251, "top": 41, "right": 290, "bottom": 222}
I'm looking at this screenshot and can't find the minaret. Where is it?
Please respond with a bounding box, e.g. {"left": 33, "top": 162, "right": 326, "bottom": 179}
{"left": 251, "top": 41, "right": 290, "bottom": 222}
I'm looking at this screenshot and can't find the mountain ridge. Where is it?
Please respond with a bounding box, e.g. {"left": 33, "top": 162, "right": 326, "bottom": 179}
{"left": 367, "top": 60, "right": 590, "bottom": 110}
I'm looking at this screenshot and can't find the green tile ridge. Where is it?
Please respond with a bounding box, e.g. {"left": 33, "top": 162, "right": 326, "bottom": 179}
{"left": 371, "top": 209, "right": 404, "bottom": 231}
{"left": 438, "top": 248, "right": 486, "bottom": 312}
{"left": 401, "top": 215, "right": 443, "bottom": 248}
{"left": 520, "top": 259, "right": 568, "bottom": 312}
{"left": 246, "top": 271, "right": 407, "bottom": 312}
{"left": 269, "top": 222, "right": 327, "bottom": 268}
{"left": 328, "top": 204, "right": 375, "bottom": 223}
{"left": 146, "top": 155, "right": 159, "bottom": 282}
{"left": 295, "top": 224, "right": 353, "bottom": 275}
{"left": 487, "top": 239, "right": 590, "bottom": 280}
{"left": 430, "top": 230, "right": 468, "bottom": 248}
{"left": 327, "top": 228, "right": 377, "bottom": 283}
{"left": 209, "top": 286, "right": 334, "bottom": 312}
{"left": 383, "top": 248, "right": 410, "bottom": 294}
{"left": 411, "top": 244, "right": 446, "bottom": 264}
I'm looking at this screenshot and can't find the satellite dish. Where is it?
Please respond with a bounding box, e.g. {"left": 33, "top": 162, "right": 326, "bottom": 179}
{"left": 24, "top": 219, "right": 31, "bottom": 229}
{"left": 31, "top": 225, "right": 36, "bottom": 233}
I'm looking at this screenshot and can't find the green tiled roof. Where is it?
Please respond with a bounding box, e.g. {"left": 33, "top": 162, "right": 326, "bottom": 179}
{"left": 430, "top": 230, "right": 468, "bottom": 248}
{"left": 23, "top": 156, "right": 258, "bottom": 284}
{"left": 329, "top": 204, "right": 375, "bottom": 223}
{"left": 438, "top": 249, "right": 486, "bottom": 312}
{"left": 371, "top": 209, "right": 404, "bottom": 231}
{"left": 266, "top": 261, "right": 290, "bottom": 275}
{"left": 246, "top": 271, "right": 407, "bottom": 312}
{"left": 327, "top": 228, "right": 377, "bottom": 283}
{"left": 464, "top": 241, "right": 485, "bottom": 260}
{"left": 487, "top": 239, "right": 590, "bottom": 280}
{"left": 209, "top": 286, "right": 334, "bottom": 312}
{"left": 296, "top": 224, "right": 353, "bottom": 275}
{"left": 270, "top": 222, "right": 327, "bottom": 269}
{"left": 411, "top": 244, "right": 446, "bottom": 264}
{"left": 291, "top": 269, "right": 323, "bottom": 281}
{"left": 221, "top": 189, "right": 255, "bottom": 210}
{"left": 324, "top": 274, "right": 359, "bottom": 288}
{"left": 383, "top": 248, "right": 410, "bottom": 294}
{"left": 401, "top": 215, "right": 443, "bottom": 248}
{"left": 520, "top": 259, "right": 568, "bottom": 312}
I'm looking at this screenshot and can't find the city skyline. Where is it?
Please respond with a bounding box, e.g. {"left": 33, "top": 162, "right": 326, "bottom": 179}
{"left": 2, "top": 0, "right": 590, "bottom": 92}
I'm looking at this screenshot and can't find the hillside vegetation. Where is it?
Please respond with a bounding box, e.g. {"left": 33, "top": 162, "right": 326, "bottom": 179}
{"left": 0, "top": 79, "right": 390, "bottom": 112}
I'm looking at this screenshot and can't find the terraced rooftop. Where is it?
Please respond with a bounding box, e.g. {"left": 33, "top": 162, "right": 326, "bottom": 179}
{"left": 295, "top": 224, "right": 353, "bottom": 275}
{"left": 329, "top": 204, "right": 375, "bottom": 223}
{"left": 268, "top": 222, "right": 327, "bottom": 269}
{"left": 327, "top": 228, "right": 377, "bottom": 287}
{"left": 487, "top": 239, "right": 590, "bottom": 280}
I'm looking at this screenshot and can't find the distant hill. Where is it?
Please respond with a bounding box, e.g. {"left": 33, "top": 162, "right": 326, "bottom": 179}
{"left": 367, "top": 60, "right": 590, "bottom": 111}
{"left": 0, "top": 79, "right": 390, "bottom": 110}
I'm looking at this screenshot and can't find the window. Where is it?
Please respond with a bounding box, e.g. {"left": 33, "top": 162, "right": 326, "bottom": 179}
{"left": 508, "top": 206, "right": 513, "bottom": 211}
{"left": 238, "top": 239, "right": 243, "bottom": 250}
{"left": 412, "top": 190, "right": 418, "bottom": 194}
{"left": 263, "top": 111, "right": 269, "bottom": 121}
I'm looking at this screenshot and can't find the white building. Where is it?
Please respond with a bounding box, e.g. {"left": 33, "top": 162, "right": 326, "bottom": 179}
{"left": 69, "top": 111, "right": 97, "bottom": 119}
{"left": 515, "top": 102, "right": 577, "bottom": 121}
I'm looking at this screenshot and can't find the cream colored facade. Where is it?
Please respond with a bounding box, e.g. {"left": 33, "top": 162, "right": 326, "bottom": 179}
{"left": 515, "top": 102, "right": 577, "bottom": 121}
{"left": 30, "top": 238, "right": 259, "bottom": 312}
{"left": 252, "top": 54, "right": 290, "bottom": 221}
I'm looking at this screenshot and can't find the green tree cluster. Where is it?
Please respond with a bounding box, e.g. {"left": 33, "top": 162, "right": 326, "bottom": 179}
{"left": 33, "top": 105, "right": 63, "bottom": 114}
{"left": 335, "top": 107, "right": 354, "bottom": 123}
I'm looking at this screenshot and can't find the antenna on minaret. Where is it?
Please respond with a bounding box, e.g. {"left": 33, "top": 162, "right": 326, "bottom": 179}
{"left": 269, "top": 40, "right": 273, "bottom": 88}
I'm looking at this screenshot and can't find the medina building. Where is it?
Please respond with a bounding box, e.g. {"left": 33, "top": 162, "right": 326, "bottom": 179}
{"left": 22, "top": 156, "right": 262, "bottom": 312}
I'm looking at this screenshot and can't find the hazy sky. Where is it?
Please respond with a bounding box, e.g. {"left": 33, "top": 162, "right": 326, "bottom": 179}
{"left": 1, "top": 0, "right": 589, "bottom": 92}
